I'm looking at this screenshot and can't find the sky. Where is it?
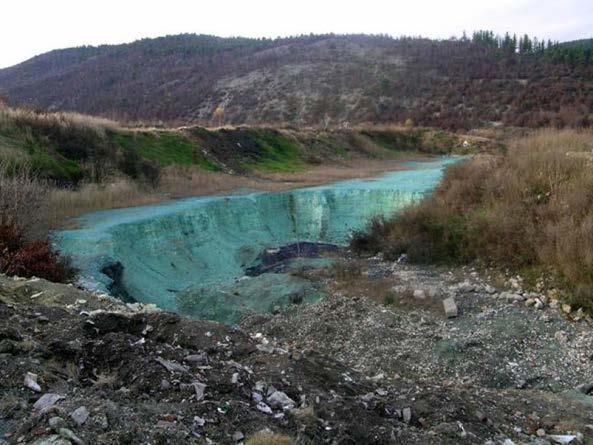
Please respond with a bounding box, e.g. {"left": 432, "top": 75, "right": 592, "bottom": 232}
{"left": 1, "top": 0, "right": 592, "bottom": 68}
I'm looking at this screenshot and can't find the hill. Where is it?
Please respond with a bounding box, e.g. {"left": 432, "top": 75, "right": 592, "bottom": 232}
{"left": 1, "top": 33, "right": 592, "bottom": 130}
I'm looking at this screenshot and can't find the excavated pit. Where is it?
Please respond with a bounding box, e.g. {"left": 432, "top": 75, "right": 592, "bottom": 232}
{"left": 56, "top": 158, "right": 460, "bottom": 322}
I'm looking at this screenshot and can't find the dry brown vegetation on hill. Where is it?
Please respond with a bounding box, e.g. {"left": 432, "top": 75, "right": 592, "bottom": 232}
{"left": 1, "top": 34, "right": 592, "bottom": 130}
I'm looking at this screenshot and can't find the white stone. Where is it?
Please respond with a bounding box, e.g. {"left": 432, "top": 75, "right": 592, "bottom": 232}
{"left": 443, "top": 297, "right": 458, "bottom": 318}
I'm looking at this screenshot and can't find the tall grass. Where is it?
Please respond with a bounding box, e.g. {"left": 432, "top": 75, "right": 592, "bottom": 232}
{"left": 352, "top": 129, "right": 593, "bottom": 309}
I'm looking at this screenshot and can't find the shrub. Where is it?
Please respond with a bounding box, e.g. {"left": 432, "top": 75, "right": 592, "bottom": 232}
{"left": 0, "top": 162, "right": 50, "bottom": 239}
{"left": 0, "top": 224, "right": 74, "bottom": 282}
{"left": 352, "top": 129, "right": 593, "bottom": 307}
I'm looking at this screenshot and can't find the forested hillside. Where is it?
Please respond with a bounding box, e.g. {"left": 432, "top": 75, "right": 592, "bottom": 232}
{"left": 1, "top": 33, "right": 592, "bottom": 129}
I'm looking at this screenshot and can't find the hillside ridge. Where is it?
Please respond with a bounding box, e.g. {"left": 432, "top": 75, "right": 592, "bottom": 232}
{"left": 1, "top": 33, "right": 592, "bottom": 129}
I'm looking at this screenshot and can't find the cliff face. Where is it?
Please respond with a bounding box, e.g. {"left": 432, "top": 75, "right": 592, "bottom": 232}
{"left": 1, "top": 34, "right": 592, "bottom": 129}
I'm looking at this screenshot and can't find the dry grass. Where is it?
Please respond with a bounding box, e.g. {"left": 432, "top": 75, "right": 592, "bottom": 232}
{"left": 48, "top": 178, "right": 165, "bottom": 226}
{"left": 0, "top": 103, "right": 120, "bottom": 134}
{"left": 0, "top": 162, "right": 50, "bottom": 239}
{"left": 245, "top": 432, "right": 296, "bottom": 445}
{"left": 353, "top": 129, "right": 593, "bottom": 310}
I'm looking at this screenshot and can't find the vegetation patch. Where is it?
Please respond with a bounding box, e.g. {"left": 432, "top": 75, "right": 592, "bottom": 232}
{"left": 352, "top": 129, "right": 593, "bottom": 311}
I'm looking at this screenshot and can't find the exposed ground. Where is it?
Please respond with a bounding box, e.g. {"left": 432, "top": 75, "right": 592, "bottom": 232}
{"left": 1, "top": 253, "right": 593, "bottom": 444}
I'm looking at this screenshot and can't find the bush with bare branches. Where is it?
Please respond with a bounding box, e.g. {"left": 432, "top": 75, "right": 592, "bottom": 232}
{"left": 0, "top": 162, "right": 50, "bottom": 239}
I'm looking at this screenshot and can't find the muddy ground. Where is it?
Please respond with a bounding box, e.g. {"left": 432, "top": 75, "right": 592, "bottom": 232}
{"left": 1, "top": 256, "right": 593, "bottom": 444}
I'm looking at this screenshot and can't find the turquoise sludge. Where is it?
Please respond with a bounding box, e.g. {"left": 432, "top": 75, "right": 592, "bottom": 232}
{"left": 55, "top": 157, "right": 461, "bottom": 323}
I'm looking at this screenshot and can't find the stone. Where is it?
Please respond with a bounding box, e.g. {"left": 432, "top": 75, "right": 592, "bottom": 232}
{"left": 24, "top": 372, "right": 41, "bottom": 392}
{"left": 402, "top": 407, "right": 412, "bottom": 424}
{"left": 93, "top": 413, "right": 109, "bottom": 430}
{"left": 58, "top": 428, "right": 84, "bottom": 445}
{"left": 426, "top": 286, "right": 441, "bottom": 298}
{"left": 256, "top": 401, "right": 273, "bottom": 414}
{"left": 194, "top": 416, "right": 206, "bottom": 427}
{"left": 548, "top": 435, "right": 578, "bottom": 444}
{"left": 155, "top": 357, "right": 189, "bottom": 374}
{"left": 232, "top": 431, "right": 244, "bottom": 442}
{"left": 534, "top": 298, "right": 545, "bottom": 310}
{"left": 267, "top": 390, "right": 296, "bottom": 410}
{"left": 70, "top": 406, "right": 89, "bottom": 426}
{"left": 484, "top": 285, "right": 496, "bottom": 294}
{"left": 536, "top": 428, "right": 546, "bottom": 437}
{"left": 33, "top": 394, "right": 64, "bottom": 412}
{"left": 48, "top": 417, "right": 65, "bottom": 430}
{"left": 443, "top": 297, "right": 458, "bottom": 318}
{"left": 184, "top": 353, "right": 208, "bottom": 365}
{"left": 501, "top": 292, "right": 525, "bottom": 302}
{"left": 554, "top": 331, "right": 569, "bottom": 343}
{"left": 413, "top": 289, "right": 426, "bottom": 300}
{"left": 561, "top": 304, "right": 572, "bottom": 314}
{"left": 193, "top": 382, "right": 206, "bottom": 401}
{"left": 577, "top": 383, "right": 593, "bottom": 394}
{"left": 31, "top": 435, "right": 71, "bottom": 445}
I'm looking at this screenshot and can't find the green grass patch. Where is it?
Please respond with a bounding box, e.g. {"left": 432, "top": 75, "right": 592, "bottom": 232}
{"left": 244, "top": 129, "right": 305, "bottom": 172}
{"left": 111, "top": 130, "right": 219, "bottom": 171}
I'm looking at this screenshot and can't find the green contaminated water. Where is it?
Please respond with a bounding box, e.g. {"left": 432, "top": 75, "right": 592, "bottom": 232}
{"left": 55, "top": 157, "right": 461, "bottom": 323}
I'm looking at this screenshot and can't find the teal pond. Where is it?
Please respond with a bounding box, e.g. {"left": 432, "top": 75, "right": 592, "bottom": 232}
{"left": 55, "top": 157, "right": 461, "bottom": 323}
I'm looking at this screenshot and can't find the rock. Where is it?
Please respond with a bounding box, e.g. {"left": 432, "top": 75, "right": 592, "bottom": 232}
{"left": 549, "top": 299, "right": 560, "bottom": 309}
{"left": 402, "top": 407, "right": 412, "bottom": 424}
{"left": 33, "top": 394, "right": 64, "bottom": 412}
{"left": 548, "top": 435, "right": 578, "bottom": 444}
{"left": 58, "top": 428, "right": 84, "bottom": 445}
{"left": 426, "top": 286, "right": 441, "bottom": 298}
{"left": 193, "top": 382, "right": 207, "bottom": 401}
{"left": 194, "top": 416, "right": 206, "bottom": 427}
{"left": 160, "top": 379, "right": 170, "bottom": 390}
{"left": 70, "top": 406, "right": 89, "bottom": 426}
{"left": 48, "top": 417, "right": 65, "bottom": 430}
{"left": 184, "top": 353, "right": 208, "bottom": 365}
{"left": 577, "top": 383, "right": 593, "bottom": 394}
{"left": 457, "top": 281, "right": 475, "bottom": 293}
{"left": 155, "top": 357, "right": 189, "bottom": 374}
{"left": 256, "top": 401, "right": 273, "bottom": 414}
{"left": 502, "top": 439, "right": 516, "bottom": 445}
{"left": 413, "top": 289, "right": 426, "bottom": 300}
{"left": 267, "top": 390, "right": 296, "bottom": 410}
{"left": 525, "top": 298, "right": 536, "bottom": 307}
{"left": 232, "top": 431, "right": 244, "bottom": 442}
{"left": 475, "top": 410, "right": 487, "bottom": 422}
{"left": 93, "top": 413, "right": 109, "bottom": 430}
{"left": 554, "top": 331, "right": 569, "bottom": 343}
{"left": 484, "top": 285, "right": 496, "bottom": 294}
{"left": 536, "top": 428, "right": 546, "bottom": 437}
{"left": 24, "top": 372, "right": 41, "bottom": 392}
{"left": 31, "top": 435, "right": 71, "bottom": 445}
{"left": 562, "top": 304, "right": 572, "bottom": 314}
{"left": 443, "top": 297, "right": 458, "bottom": 318}
{"left": 534, "top": 298, "right": 545, "bottom": 310}
{"left": 501, "top": 292, "right": 525, "bottom": 302}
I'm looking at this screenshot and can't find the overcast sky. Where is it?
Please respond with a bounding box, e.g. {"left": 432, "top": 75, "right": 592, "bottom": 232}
{"left": 1, "top": 0, "right": 591, "bottom": 68}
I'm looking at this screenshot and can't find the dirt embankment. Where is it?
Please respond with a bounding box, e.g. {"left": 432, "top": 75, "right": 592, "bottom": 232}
{"left": 2, "top": 255, "right": 593, "bottom": 444}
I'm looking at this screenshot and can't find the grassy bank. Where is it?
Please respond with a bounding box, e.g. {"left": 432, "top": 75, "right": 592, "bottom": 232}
{"left": 0, "top": 104, "right": 475, "bottom": 182}
{"left": 352, "top": 129, "right": 593, "bottom": 311}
